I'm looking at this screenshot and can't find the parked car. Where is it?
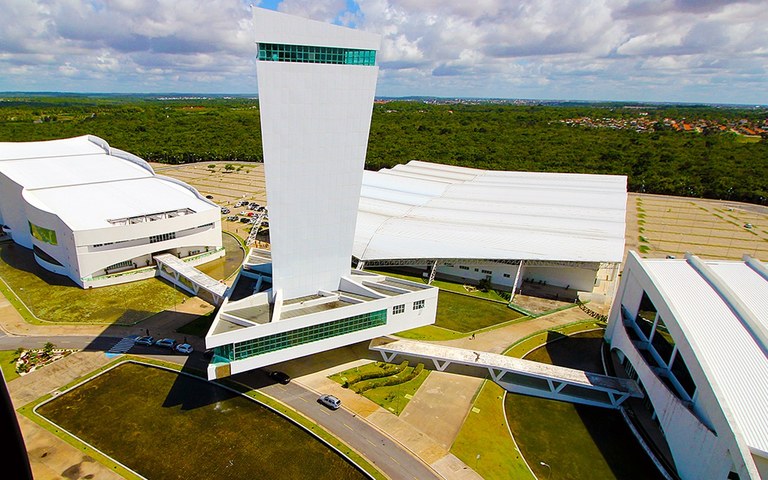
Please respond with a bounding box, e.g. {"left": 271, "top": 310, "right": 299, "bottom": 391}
{"left": 134, "top": 335, "right": 154, "bottom": 346}
{"left": 226, "top": 215, "right": 238, "bottom": 221}
{"left": 268, "top": 370, "right": 291, "bottom": 384}
{"left": 175, "top": 343, "right": 193, "bottom": 354}
{"left": 155, "top": 338, "right": 176, "bottom": 349}
{"left": 221, "top": 207, "right": 230, "bottom": 214}
{"left": 205, "top": 194, "right": 214, "bottom": 199}
{"left": 318, "top": 394, "right": 341, "bottom": 410}
{"left": 239, "top": 217, "right": 251, "bottom": 223}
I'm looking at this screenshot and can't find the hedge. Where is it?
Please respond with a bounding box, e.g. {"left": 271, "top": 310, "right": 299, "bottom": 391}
{"left": 342, "top": 361, "right": 408, "bottom": 388}
{"left": 350, "top": 363, "right": 425, "bottom": 393}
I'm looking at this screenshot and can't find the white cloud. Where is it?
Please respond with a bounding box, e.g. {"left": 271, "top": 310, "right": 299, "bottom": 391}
{"left": 0, "top": 0, "right": 765, "bottom": 103}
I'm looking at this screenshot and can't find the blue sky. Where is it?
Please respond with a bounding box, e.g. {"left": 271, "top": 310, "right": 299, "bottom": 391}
{"left": 1, "top": 0, "right": 766, "bottom": 104}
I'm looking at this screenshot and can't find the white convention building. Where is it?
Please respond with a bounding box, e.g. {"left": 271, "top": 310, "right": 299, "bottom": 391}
{"left": 204, "top": 8, "right": 437, "bottom": 379}
{"left": 0, "top": 135, "right": 224, "bottom": 288}
{"left": 605, "top": 251, "right": 768, "bottom": 480}
{"left": 355, "top": 160, "right": 628, "bottom": 301}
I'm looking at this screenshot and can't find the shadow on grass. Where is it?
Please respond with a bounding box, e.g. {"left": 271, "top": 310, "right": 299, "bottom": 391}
{"left": 511, "top": 331, "right": 664, "bottom": 480}
{"left": 0, "top": 243, "right": 77, "bottom": 288}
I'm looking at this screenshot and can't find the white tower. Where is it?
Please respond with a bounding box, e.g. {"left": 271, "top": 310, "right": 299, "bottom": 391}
{"left": 255, "top": 8, "right": 381, "bottom": 300}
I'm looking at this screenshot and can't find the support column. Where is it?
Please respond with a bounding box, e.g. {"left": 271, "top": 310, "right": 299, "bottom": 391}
{"left": 427, "top": 259, "right": 438, "bottom": 285}
{"left": 509, "top": 260, "right": 525, "bottom": 305}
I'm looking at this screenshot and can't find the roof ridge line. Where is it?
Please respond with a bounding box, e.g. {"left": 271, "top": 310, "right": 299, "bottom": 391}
{"left": 685, "top": 253, "right": 768, "bottom": 359}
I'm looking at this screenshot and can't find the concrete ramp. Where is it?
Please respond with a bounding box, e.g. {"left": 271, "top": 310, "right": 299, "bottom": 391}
{"left": 154, "top": 253, "right": 228, "bottom": 306}
{"left": 370, "top": 338, "right": 642, "bottom": 409}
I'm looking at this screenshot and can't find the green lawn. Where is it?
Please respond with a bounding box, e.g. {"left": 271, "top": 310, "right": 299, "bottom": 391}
{"left": 434, "top": 290, "right": 524, "bottom": 333}
{"left": 35, "top": 361, "right": 368, "bottom": 480}
{"left": 329, "top": 361, "right": 430, "bottom": 415}
{"left": 0, "top": 233, "right": 241, "bottom": 325}
{"left": 0, "top": 350, "right": 21, "bottom": 382}
{"left": 396, "top": 290, "right": 527, "bottom": 339}
{"left": 504, "top": 331, "right": 664, "bottom": 480}
{"left": 452, "top": 380, "right": 534, "bottom": 480}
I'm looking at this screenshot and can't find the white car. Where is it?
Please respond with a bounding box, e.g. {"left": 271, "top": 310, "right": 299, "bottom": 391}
{"left": 175, "top": 343, "right": 193, "bottom": 354}
{"left": 318, "top": 394, "right": 341, "bottom": 410}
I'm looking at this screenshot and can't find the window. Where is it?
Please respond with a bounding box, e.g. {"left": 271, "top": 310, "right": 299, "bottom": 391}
{"left": 29, "top": 222, "right": 57, "bottom": 245}
{"left": 459, "top": 266, "right": 470, "bottom": 271}
{"left": 413, "top": 300, "right": 425, "bottom": 310}
{"left": 393, "top": 304, "right": 405, "bottom": 315}
{"left": 651, "top": 316, "right": 675, "bottom": 365}
{"left": 474, "top": 268, "right": 479, "bottom": 272}
{"left": 635, "top": 292, "right": 656, "bottom": 339}
{"left": 258, "top": 43, "right": 376, "bottom": 66}
{"left": 671, "top": 354, "right": 696, "bottom": 398}
{"left": 149, "top": 232, "right": 176, "bottom": 244}
{"left": 503, "top": 273, "right": 511, "bottom": 278}
{"left": 481, "top": 269, "right": 492, "bottom": 274}
{"left": 215, "top": 309, "right": 387, "bottom": 361}
{"left": 106, "top": 260, "right": 133, "bottom": 271}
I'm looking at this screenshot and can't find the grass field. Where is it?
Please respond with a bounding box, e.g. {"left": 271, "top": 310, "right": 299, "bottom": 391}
{"left": 0, "top": 232, "right": 241, "bottom": 325}
{"left": 504, "top": 331, "right": 663, "bottom": 480}
{"left": 452, "top": 380, "right": 534, "bottom": 480}
{"left": 0, "top": 350, "right": 20, "bottom": 382}
{"left": 36, "top": 362, "right": 368, "bottom": 480}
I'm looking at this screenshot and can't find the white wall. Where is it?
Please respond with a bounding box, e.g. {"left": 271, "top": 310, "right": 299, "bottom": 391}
{"left": 606, "top": 254, "right": 756, "bottom": 480}
{"left": 257, "top": 52, "right": 378, "bottom": 300}
{"left": 207, "top": 284, "right": 437, "bottom": 378}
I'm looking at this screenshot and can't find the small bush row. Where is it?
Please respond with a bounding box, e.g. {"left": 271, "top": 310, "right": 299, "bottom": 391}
{"left": 350, "top": 363, "right": 425, "bottom": 393}
{"left": 342, "top": 361, "right": 408, "bottom": 387}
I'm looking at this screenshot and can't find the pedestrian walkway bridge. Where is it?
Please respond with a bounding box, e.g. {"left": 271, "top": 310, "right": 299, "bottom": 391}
{"left": 154, "top": 254, "right": 228, "bottom": 306}
{"left": 369, "top": 338, "right": 643, "bottom": 409}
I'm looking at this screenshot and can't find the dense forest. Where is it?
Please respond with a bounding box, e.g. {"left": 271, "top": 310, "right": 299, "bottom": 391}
{"left": 0, "top": 95, "right": 766, "bottom": 204}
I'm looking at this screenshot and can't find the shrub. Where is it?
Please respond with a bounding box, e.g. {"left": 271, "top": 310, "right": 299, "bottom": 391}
{"left": 351, "top": 363, "right": 425, "bottom": 393}
{"left": 343, "top": 361, "right": 408, "bottom": 386}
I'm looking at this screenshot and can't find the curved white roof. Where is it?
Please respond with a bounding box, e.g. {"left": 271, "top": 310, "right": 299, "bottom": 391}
{"left": 354, "top": 161, "right": 627, "bottom": 263}
{"left": 0, "top": 135, "right": 216, "bottom": 231}
{"left": 640, "top": 254, "right": 768, "bottom": 457}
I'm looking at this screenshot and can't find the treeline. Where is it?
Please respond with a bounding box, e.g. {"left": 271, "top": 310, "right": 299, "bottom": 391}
{"left": 0, "top": 96, "right": 766, "bottom": 204}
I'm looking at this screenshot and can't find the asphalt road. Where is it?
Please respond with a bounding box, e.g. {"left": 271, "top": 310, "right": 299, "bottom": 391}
{"left": 251, "top": 374, "right": 441, "bottom": 480}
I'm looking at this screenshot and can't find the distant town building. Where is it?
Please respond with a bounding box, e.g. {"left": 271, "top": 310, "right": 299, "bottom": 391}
{"left": 0, "top": 135, "right": 223, "bottom": 288}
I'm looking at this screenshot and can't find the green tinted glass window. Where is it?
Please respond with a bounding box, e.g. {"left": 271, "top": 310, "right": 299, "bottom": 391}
{"left": 258, "top": 43, "right": 376, "bottom": 66}
{"left": 216, "top": 309, "right": 387, "bottom": 362}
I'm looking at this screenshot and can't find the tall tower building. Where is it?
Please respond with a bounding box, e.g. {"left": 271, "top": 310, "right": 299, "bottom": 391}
{"left": 204, "top": 8, "right": 437, "bottom": 379}
{"left": 255, "top": 8, "right": 380, "bottom": 300}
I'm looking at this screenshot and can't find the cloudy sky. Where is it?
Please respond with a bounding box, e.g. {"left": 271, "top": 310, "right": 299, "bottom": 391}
{"left": 1, "top": 0, "right": 766, "bottom": 104}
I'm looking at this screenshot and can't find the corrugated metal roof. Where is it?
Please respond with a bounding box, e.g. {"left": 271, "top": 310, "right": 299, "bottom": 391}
{"left": 355, "top": 160, "right": 627, "bottom": 262}
{"left": 642, "top": 256, "right": 768, "bottom": 455}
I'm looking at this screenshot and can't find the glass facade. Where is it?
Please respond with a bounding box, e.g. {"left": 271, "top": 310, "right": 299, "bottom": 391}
{"left": 215, "top": 309, "right": 387, "bottom": 362}
{"left": 258, "top": 43, "right": 376, "bottom": 66}
{"left": 636, "top": 292, "right": 656, "bottom": 339}
{"left": 627, "top": 291, "right": 697, "bottom": 401}
{"left": 29, "top": 222, "right": 57, "bottom": 245}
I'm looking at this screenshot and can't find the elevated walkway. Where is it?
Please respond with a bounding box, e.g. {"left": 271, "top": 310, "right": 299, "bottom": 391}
{"left": 154, "top": 253, "right": 228, "bottom": 306}
{"left": 370, "top": 338, "right": 643, "bottom": 409}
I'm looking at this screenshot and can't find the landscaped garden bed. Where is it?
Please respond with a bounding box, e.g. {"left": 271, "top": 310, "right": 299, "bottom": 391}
{"left": 330, "top": 361, "right": 429, "bottom": 415}
{"left": 15, "top": 343, "right": 76, "bottom": 375}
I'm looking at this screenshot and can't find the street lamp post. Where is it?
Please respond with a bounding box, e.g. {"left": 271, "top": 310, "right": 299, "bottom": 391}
{"left": 539, "top": 461, "right": 551, "bottom": 479}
